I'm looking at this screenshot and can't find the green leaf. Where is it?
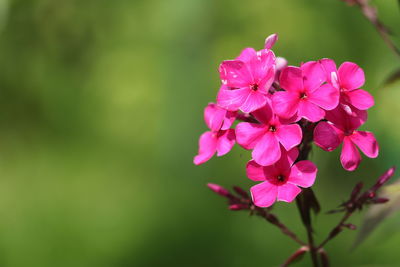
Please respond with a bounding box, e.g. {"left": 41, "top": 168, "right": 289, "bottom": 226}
{"left": 353, "top": 178, "right": 400, "bottom": 248}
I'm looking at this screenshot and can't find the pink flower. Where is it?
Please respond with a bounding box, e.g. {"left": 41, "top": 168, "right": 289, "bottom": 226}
{"left": 246, "top": 148, "right": 317, "bottom": 207}
{"left": 235, "top": 104, "right": 302, "bottom": 166}
{"left": 319, "top": 59, "right": 374, "bottom": 112}
{"left": 194, "top": 104, "right": 236, "bottom": 165}
{"left": 217, "top": 46, "right": 276, "bottom": 113}
{"left": 272, "top": 61, "right": 339, "bottom": 122}
{"left": 314, "top": 107, "right": 379, "bottom": 171}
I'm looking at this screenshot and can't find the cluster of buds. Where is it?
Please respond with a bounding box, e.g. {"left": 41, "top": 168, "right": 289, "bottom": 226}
{"left": 194, "top": 34, "right": 379, "bottom": 208}
{"left": 330, "top": 167, "right": 396, "bottom": 214}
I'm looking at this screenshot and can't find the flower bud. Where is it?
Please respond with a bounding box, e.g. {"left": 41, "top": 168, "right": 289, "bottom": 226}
{"left": 372, "top": 167, "right": 396, "bottom": 191}
{"left": 264, "top": 33, "right": 278, "bottom": 49}
{"left": 207, "top": 183, "right": 230, "bottom": 197}
{"left": 229, "top": 204, "right": 248, "bottom": 210}
{"left": 343, "top": 223, "right": 357, "bottom": 230}
{"left": 282, "top": 246, "right": 308, "bottom": 267}
{"left": 371, "top": 197, "right": 389, "bottom": 204}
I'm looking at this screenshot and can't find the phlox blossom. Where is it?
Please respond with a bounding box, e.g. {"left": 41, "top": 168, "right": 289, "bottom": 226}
{"left": 246, "top": 148, "right": 317, "bottom": 207}
{"left": 314, "top": 106, "right": 379, "bottom": 171}
{"left": 272, "top": 61, "right": 339, "bottom": 122}
{"left": 217, "top": 46, "right": 276, "bottom": 113}
{"left": 193, "top": 103, "right": 236, "bottom": 165}
{"left": 236, "top": 104, "right": 302, "bottom": 166}
{"left": 319, "top": 59, "right": 374, "bottom": 113}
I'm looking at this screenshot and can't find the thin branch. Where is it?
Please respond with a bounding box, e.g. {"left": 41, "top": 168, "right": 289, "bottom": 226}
{"left": 343, "top": 0, "right": 400, "bottom": 58}
{"left": 254, "top": 206, "right": 307, "bottom": 246}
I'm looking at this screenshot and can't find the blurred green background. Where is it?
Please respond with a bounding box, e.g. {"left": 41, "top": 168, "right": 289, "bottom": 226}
{"left": 0, "top": 0, "right": 399, "bottom": 266}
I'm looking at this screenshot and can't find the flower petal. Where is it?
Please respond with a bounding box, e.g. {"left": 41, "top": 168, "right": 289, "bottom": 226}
{"left": 272, "top": 91, "right": 300, "bottom": 119}
{"left": 236, "top": 48, "right": 257, "bottom": 63}
{"left": 217, "top": 86, "right": 249, "bottom": 111}
{"left": 204, "top": 103, "right": 226, "bottom": 131}
{"left": 252, "top": 132, "right": 281, "bottom": 166}
{"left": 251, "top": 103, "right": 273, "bottom": 125}
{"left": 219, "top": 60, "right": 252, "bottom": 87}
{"left": 264, "top": 33, "right": 278, "bottom": 49}
{"left": 221, "top": 110, "right": 237, "bottom": 130}
{"left": 193, "top": 131, "right": 217, "bottom": 165}
{"left": 277, "top": 183, "right": 301, "bottom": 203}
{"left": 250, "top": 182, "right": 278, "bottom": 207}
{"left": 338, "top": 62, "right": 365, "bottom": 90}
{"left": 246, "top": 160, "right": 279, "bottom": 181}
{"left": 301, "top": 61, "right": 326, "bottom": 92}
{"left": 274, "top": 147, "right": 297, "bottom": 172}
{"left": 346, "top": 89, "right": 374, "bottom": 110}
{"left": 313, "top": 121, "right": 342, "bottom": 151}
{"left": 241, "top": 90, "right": 268, "bottom": 113}
{"left": 235, "top": 122, "right": 266, "bottom": 149}
{"left": 253, "top": 49, "right": 276, "bottom": 87}
{"left": 216, "top": 129, "right": 236, "bottom": 156}
{"left": 298, "top": 100, "right": 325, "bottom": 122}
{"left": 275, "top": 124, "right": 302, "bottom": 151}
{"left": 340, "top": 137, "right": 361, "bottom": 171}
{"left": 279, "top": 66, "right": 303, "bottom": 92}
{"left": 350, "top": 131, "right": 379, "bottom": 158}
{"left": 308, "top": 83, "right": 339, "bottom": 110}
{"left": 319, "top": 58, "right": 337, "bottom": 84}
{"left": 289, "top": 160, "right": 317, "bottom": 188}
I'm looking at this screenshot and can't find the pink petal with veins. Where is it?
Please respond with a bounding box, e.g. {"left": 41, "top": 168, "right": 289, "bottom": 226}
{"left": 298, "top": 100, "right": 325, "bottom": 122}
{"left": 350, "top": 131, "right": 379, "bottom": 158}
{"left": 279, "top": 66, "right": 303, "bottom": 92}
{"left": 194, "top": 131, "right": 217, "bottom": 165}
{"left": 346, "top": 89, "right": 374, "bottom": 110}
{"left": 219, "top": 60, "right": 252, "bottom": 88}
{"left": 275, "top": 124, "right": 302, "bottom": 151}
{"left": 252, "top": 132, "right": 281, "bottom": 166}
{"left": 277, "top": 183, "right": 301, "bottom": 203}
{"left": 314, "top": 121, "right": 342, "bottom": 151}
{"left": 308, "top": 83, "right": 339, "bottom": 110}
{"left": 289, "top": 160, "right": 317, "bottom": 188}
{"left": 235, "top": 122, "right": 266, "bottom": 150}
{"left": 301, "top": 61, "right": 326, "bottom": 92}
{"left": 272, "top": 91, "right": 300, "bottom": 119}
{"left": 340, "top": 137, "right": 361, "bottom": 171}
{"left": 250, "top": 182, "right": 278, "bottom": 207}
{"left": 216, "top": 129, "right": 236, "bottom": 156}
{"left": 338, "top": 62, "right": 365, "bottom": 90}
{"left": 217, "top": 86, "right": 249, "bottom": 111}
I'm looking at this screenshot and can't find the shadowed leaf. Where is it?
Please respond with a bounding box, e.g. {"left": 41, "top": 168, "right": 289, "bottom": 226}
{"left": 353, "top": 178, "right": 400, "bottom": 248}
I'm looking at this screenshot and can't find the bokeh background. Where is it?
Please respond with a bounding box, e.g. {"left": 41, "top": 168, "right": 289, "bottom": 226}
{"left": 0, "top": 0, "right": 399, "bottom": 266}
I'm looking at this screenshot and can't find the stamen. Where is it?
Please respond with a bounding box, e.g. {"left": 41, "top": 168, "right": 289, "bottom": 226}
{"left": 250, "top": 84, "right": 259, "bottom": 91}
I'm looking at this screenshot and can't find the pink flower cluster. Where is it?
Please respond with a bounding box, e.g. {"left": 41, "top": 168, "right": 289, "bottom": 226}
{"left": 194, "top": 34, "right": 379, "bottom": 208}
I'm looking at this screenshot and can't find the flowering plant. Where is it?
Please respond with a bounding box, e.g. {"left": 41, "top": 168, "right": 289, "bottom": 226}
{"left": 194, "top": 33, "right": 397, "bottom": 266}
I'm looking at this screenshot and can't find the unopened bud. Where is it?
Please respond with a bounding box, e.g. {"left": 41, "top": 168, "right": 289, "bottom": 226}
{"left": 233, "top": 186, "right": 249, "bottom": 199}
{"left": 371, "top": 197, "right": 389, "bottom": 204}
{"left": 282, "top": 246, "right": 308, "bottom": 267}
{"left": 372, "top": 167, "right": 396, "bottom": 191}
{"left": 207, "top": 183, "right": 230, "bottom": 197}
{"left": 229, "top": 204, "right": 248, "bottom": 210}
{"left": 343, "top": 223, "right": 357, "bottom": 230}
{"left": 264, "top": 33, "right": 278, "bottom": 50}
{"left": 318, "top": 248, "right": 330, "bottom": 267}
